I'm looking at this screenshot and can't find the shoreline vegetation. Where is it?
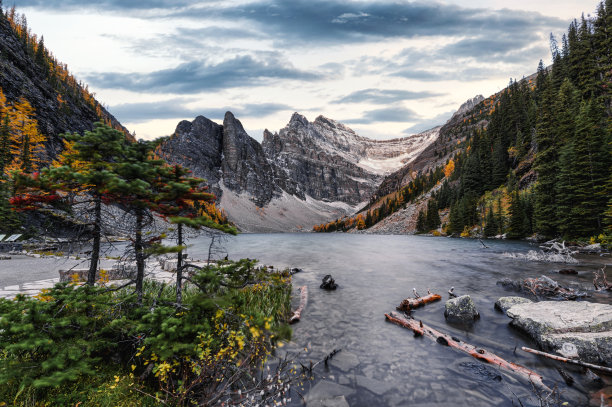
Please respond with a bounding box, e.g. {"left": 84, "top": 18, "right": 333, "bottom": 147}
{"left": 0, "top": 257, "right": 297, "bottom": 406}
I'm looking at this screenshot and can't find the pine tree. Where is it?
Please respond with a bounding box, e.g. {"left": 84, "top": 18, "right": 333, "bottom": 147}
{"left": 506, "top": 190, "right": 526, "bottom": 239}
{"left": 534, "top": 76, "right": 559, "bottom": 237}
{"left": 564, "top": 100, "right": 610, "bottom": 237}
{"left": 483, "top": 204, "right": 498, "bottom": 237}
{"left": 425, "top": 198, "right": 441, "bottom": 231}
{"left": 416, "top": 209, "right": 426, "bottom": 233}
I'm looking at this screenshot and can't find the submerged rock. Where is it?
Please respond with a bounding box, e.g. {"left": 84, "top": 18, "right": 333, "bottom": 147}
{"left": 305, "top": 380, "right": 354, "bottom": 406}
{"left": 458, "top": 361, "right": 502, "bottom": 382}
{"left": 506, "top": 301, "right": 612, "bottom": 365}
{"left": 494, "top": 296, "right": 532, "bottom": 314}
{"left": 444, "top": 295, "right": 479, "bottom": 323}
{"left": 320, "top": 275, "right": 338, "bottom": 290}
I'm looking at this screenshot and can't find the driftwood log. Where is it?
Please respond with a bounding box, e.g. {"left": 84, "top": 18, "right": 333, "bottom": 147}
{"left": 397, "top": 293, "right": 441, "bottom": 311}
{"left": 289, "top": 286, "right": 308, "bottom": 324}
{"left": 521, "top": 347, "right": 612, "bottom": 375}
{"left": 385, "top": 311, "right": 550, "bottom": 391}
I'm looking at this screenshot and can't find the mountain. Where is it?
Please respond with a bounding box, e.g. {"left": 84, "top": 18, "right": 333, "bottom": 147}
{"left": 0, "top": 8, "right": 130, "bottom": 162}
{"left": 156, "top": 112, "right": 439, "bottom": 232}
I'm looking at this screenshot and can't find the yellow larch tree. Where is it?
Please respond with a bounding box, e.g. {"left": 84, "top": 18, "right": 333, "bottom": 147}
{"left": 7, "top": 97, "right": 46, "bottom": 173}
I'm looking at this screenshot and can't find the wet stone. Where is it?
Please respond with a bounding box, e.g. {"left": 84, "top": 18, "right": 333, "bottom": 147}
{"left": 328, "top": 351, "right": 359, "bottom": 372}
{"left": 305, "top": 380, "right": 354, "bottom": 405}
{"left": 494, "top": 296, "right": 532, "bottom": 314}
{"left": 444, "top": 295, "right": 479, "bottom": 323}
{"left": 457, "top": 361, "right": 502, "bottom": 382}
{"left": 355, "top": 375, "right": 394, "bottom": 396}
{"left": 308, "top": 395, "right": 350, "bottom": 407}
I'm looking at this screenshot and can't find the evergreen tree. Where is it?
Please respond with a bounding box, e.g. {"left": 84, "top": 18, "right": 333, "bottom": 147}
{"left": 416, "top": 209, "right": 426, "bottom": 233}
{"left": 423, "top": 199, "right": 437, "bottom": 231}
{"left": 534, "top": 77, "right": 559, "bottom": 237}
{"left": 507, "top": 190, "right": 527, "bottom": 239}
{"left": 483, "top": 204, "right": 498, "bottom": 237}
{"left": 45, "top": 123, "right": 127, "bottom": 285}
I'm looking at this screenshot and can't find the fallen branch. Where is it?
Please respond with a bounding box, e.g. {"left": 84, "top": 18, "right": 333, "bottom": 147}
{"left": 397, "top": 293, "right": 441, "bottom": 311}
{"left": 593, "top": 265, "right": 611, "bottom": 291}
{"left": 521, "top": 347, "right": 612, "bottom": 375}
{"left": 385, "top": 311, "right": 550, "bottom": 391}
{"left": 289, "top": 286, "right": 308, "bottom": 324}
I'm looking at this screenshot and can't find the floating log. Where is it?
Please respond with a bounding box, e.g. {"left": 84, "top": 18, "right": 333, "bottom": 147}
{"left": 397, "top": 293, "right": 442, "bottom": 311}
{"left": 521, "top": 347, "right": 612, "bottom": 375}
{"left": 385, "top": 311, "right": 550, "bottom": 391}
{"left": 289, "top": 286, "right": 308, "bottom": 324}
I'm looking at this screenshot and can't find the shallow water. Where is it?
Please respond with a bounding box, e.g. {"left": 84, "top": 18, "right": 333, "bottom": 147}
{"left": 185, "top": 233, "right": 610, "bottom": 406}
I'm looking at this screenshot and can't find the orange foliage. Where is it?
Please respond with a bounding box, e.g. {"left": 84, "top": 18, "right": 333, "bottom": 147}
{"left": 444, "top": 159, "right": 455, "bottom": 178}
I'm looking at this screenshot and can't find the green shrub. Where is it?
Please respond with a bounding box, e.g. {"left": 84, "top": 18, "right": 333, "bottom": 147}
{"left": 0, "top": 259, "right": 293, "bottom": 406}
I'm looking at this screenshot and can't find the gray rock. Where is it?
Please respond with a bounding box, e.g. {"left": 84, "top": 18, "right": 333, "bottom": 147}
{"left": 328, "top": 351, "right": 360, "bottom": 372}
{"left": 308, "top": 395, "right": 350, "bottom": 407}
{"left": 355, "top": 375, "right": 394, "bottom": 396}
{"left": 444, "top": 295, "right": 479, "bottom": 323}
{"left": 506, "top": 301, "right": 612, "bottom": 365}
{"left": 305, "top": 381, "right": 355, "bottom": 405}
{"left": 494, "top": 296, "right": 532, "bottom": 314}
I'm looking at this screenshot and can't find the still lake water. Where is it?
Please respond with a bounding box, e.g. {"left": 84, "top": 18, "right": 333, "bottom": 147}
{"left": 183, "top": 233, "right": 610, "bottom": 406}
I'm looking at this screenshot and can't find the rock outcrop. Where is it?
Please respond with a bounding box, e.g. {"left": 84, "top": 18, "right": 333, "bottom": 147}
{"left": 506, "top": 301, "right": 612, "bottom": 365}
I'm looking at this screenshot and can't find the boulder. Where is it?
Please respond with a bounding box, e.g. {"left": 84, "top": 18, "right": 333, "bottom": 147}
{"left": 320, "top": 275, "right": 337, "bottom": 290}
{"left": 444, "top": 295, "right": 479, "bottom": 323}
{"left": 558, "top": 268, "right": 577, "bottom": 275}
{"left": 506, "top": 301, "right": 612, "bottom": 365}
{"left": 494, "top": 296, "right": 532, "bottom": 314}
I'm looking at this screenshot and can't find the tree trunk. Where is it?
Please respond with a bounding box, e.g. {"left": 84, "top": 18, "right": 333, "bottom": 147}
{"left": 87, "top": 193, "right": 101, "bottom": 286}
{"left": 289, "top": 286, "right": 308, "bottom": 324}
{"left": 385, "top": 311, "right": 550, "bottom": 391}
{"left": 396, "top": 293, "right": 441, "bottom": 311}
{"left": 135, "top": 208, "right": 145, "bottom": 304}
{"left": 176, "top": 223, "right": 183, "bottom": 307}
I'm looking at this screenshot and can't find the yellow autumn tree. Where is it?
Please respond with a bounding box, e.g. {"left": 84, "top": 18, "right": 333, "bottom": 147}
{"left": 444, "top": 159, "right": 455, "bottom": 178}
{"left": 356, "top": 213, "right": 366, "bottom": 230}
{"left": 7, "top": 97, "right": 46, "bottom": 173}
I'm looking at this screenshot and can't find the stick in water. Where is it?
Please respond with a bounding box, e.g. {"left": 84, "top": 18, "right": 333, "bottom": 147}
{"left": 385, "top": 311, "right": 550, "bottom": 391}
{"left": 521, "top": 347, "right": 612, "bottom": 375}
{"left": 289, "top": 286, "right": 308, "bottom": 324}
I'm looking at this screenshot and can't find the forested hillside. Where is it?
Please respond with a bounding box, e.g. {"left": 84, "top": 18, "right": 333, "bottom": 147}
{"left": 317, "top": 0, "right": 612, "bottom": 241}
{"left": 0, "top": 4, "right": 131, "bottom": 231}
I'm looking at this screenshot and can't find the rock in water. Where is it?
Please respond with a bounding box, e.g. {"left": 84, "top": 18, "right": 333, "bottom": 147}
{"left": 506, "top": 301, "right": 612, "bottom": 365}
{"left": 320, "top": 274, "right": 338, "bottom": 290}
{"left": 444, "top": 295, "right": 479, "bottom": 323}
{"left": 494, "top": 296, "right": 533, "bottom": 314}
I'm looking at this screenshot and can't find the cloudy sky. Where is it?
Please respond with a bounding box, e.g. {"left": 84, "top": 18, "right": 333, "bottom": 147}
{"left": 15, "top": 0, "right": 600, "bottom": 141}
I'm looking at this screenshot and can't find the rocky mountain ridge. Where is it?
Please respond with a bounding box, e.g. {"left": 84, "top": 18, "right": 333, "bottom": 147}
{"left": 157, "top": 112, "right": 440, "bottom": 231}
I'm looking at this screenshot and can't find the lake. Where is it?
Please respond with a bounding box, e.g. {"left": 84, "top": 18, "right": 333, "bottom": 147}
{"left": 185, "top": 233, "right": 609, "bottom": 406}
